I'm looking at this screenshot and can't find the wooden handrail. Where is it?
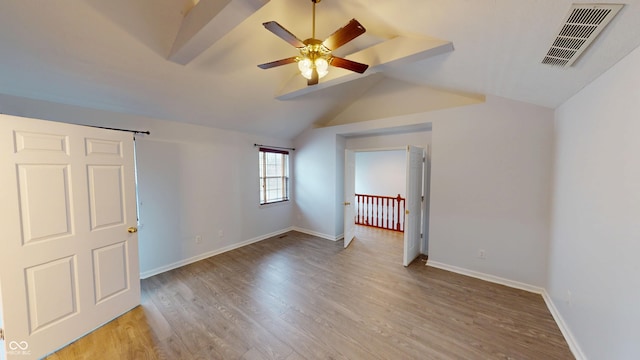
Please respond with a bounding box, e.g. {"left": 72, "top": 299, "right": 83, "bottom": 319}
{"left": 354, "top": 193, "right": 405, "bottom": 232}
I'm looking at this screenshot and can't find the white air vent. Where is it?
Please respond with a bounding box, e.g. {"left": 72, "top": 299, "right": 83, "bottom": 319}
{"left": 542, "top": 3, "right": 623, "bottom": 67}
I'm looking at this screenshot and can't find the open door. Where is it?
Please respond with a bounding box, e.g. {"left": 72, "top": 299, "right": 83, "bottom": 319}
{"left": 421, "top": 145, "right": 431, "bottom": 255}
{"left": 343, "top": 149, "right": 356, "bottom": 248}
{"left": 0, "top": 282, "right": 4, "bottom": 360}
{"left": 0, "top": 115, "right": 140, "bottom": 359}
{"left": 403, "top": 145, "right": 424, "bottom": 266}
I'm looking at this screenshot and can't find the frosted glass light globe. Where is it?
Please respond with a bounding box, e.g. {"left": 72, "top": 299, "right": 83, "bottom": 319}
{"left": 298, "top": 57, "right": 329, "bottom": 80}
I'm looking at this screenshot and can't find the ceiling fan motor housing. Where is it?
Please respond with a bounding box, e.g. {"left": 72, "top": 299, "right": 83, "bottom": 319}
{"left": 300, "top": 39, "right": 331, "bottom": 62}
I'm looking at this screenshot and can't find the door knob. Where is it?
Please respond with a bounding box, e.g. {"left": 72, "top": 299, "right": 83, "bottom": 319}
{"left": 127, "top": 227, "right": 138, "bottom": 233}
{"left": 405, "top": 210, "right": 410, "bottom": 215}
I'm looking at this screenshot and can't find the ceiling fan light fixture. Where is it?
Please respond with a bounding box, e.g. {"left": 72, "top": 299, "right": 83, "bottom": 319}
{"left": 315, "top": 58, "right": 329, "bottom": 77}
{"left": 298, "top": 57, "right": 329, "bottom": 80}
{"left": 298, "top": 58, "right": 313, "bottom": 79}
{"left": 258, "top": 0, "right": 368, "bottom": 86}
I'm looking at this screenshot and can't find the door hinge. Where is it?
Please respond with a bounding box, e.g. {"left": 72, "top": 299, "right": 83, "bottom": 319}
{"left": 0, "top": 328, "right": 4, "bottom": 340}
{"left": 420, "top": 233, "right": 423, "bottom": 238}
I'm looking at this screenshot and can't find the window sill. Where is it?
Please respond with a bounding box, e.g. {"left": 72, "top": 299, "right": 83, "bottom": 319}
{"left": 259, "top": 200, "right": 291, "bottom": 209}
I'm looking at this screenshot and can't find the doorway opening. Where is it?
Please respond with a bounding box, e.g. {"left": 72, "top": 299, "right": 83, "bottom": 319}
{"left": 355, "top": 149, "right": 407, "bottom": 234}
{"left": 344, "top": 146, "right": 429, "bottom": 266}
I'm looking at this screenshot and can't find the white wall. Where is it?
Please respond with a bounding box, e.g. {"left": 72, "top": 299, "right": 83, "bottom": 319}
{"left": 294, "top": 97, "right": 554, "bottom": 288}
{"left": 292, "top": 128, "right": 339, "bottom": 239}
{"left": 134, "top": 124, "right": 293, "bottom": 277}
{"left": 428, "top": 97, "right": 554, "bottom": 288}
{"left": 0, "top": 94, "right": 294, "bottom": 277}
{"left": 548, "top": 44, "right": 640, "bottom": 359}
{"left": 355, "top": 151, "right": 406, "bottom": 198}
{"left": 345, "top": 130, "right": 432, "bottom": 150}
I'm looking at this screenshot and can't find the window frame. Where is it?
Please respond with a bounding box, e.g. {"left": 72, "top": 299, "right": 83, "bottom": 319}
{"left": 258, "top": 147, "right": 290, "bottom": 205}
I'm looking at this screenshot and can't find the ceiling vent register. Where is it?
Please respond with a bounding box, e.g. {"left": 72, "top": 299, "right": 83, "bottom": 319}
{"left": 542, "top": 3, "right": 623, "bottom": 67}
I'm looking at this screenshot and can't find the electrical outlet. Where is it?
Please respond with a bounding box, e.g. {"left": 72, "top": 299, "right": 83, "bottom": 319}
{"left": 478, "top": 249, "right": 486, "bottom": 259}
{"left": 195, "top": 235, "right": 202, "bottom": 244}
{"left": 218, "top": 230, "right": 224, "bottom": 238}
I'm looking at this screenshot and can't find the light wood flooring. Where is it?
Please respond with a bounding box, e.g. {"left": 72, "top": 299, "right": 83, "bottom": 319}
{"left": 46, "top": 227, "right": 573, "bottom": 359}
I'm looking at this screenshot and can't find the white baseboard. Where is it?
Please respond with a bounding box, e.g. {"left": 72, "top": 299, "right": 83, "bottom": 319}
{"left": 427, "top": 260, "right": 585, "bottom": 360}
{"left": 541, "top": 290, "right": 587, "bottom": 360}
{"left": 291, "top": 226, "right": 341, "bottom": 241}
{"left": 426, "top": 260, "right": 544, "bottom": 294}
{"left": 139, "top": 227, "right": 294, "bottom": 279}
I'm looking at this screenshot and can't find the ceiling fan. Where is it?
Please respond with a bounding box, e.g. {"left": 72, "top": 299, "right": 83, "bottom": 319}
{"left": 257, "top": 0, "right": 369, "bottom": 86}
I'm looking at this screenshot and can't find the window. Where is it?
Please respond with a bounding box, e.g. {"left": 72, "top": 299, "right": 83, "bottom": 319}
{"left": 259, "top": 147, "right": 289, "bottom": 204}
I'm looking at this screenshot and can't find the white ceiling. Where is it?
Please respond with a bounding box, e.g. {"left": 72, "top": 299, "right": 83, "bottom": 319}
{"left": 1, "top": 0, "right": 639, "bottom": 139}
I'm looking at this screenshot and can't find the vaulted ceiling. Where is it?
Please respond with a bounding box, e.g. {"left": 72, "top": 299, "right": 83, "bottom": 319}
{"left": 1, "top": 0, "right": 639, "bottom": 139}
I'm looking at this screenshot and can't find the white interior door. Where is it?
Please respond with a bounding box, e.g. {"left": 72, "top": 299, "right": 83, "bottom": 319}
{"left": 403, "top": 145, "right": 424, "bottom": 266}
{"left": 343, "top": 149, "right": 356, "bottom": 248}
{"left": 0, "top": 284, "right": 4, "bottom": 360}
{"left": 421, "top": 145, "right": 431, "bottom": 255}
{"left": 0, "top": 115, "right": 140, "bottom": 360}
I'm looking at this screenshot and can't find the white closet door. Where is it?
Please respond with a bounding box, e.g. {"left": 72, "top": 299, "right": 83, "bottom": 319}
{"left": 0, "top": 115, "right": 140, "bottom": 360}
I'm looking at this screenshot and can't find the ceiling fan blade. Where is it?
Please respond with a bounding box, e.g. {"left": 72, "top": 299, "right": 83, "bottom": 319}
{"left": 258, "top": 57, "right": 299, "bottom": 69}
{"left": 322, "top": 19, "right": 366, "bottom": 51}
{"left": 263, "top": 21, "right": 306, "bottom": 48}
{"left": 308, "top": 68, "right": 319, "bottom": 86}
{"left": 329, "top": 57, "right": 369, "bottom": 74}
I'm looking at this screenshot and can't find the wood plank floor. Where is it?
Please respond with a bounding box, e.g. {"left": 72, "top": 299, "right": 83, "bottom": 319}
{"left": 46, "top": 227, "right": 573, "bottom": 359}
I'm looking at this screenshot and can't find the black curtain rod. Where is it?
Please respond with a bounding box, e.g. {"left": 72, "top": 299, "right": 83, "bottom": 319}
{"left": 254, "top": 143, "right": 295, "bottom": 151}
{"left": 84, "top": 124, "right": 150, "bottom": 135}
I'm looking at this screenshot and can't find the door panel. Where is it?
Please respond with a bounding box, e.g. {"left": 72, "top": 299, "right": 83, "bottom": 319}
{"left": 93, "top": 242, "right": 129, "bottom": 303}
{"left": 85, "top": 138, "right": 122, "bottom": 156}
{"left": 0, "top": 115, "right": 140, "bottom": 360}
{"left": 17, "top": 164, "right": 73, "bottom": 243}
{"left": 403, "top": 145, "right": 424, "bottom": 266}
{"left": 343, "top": 149, "right": 356, "bottom": 248}
{"left": 14, "top": 131, "right": 68, "bottom": 153}
{"left": 26, "top": 257, "right": 78, "bottom": 333}
{"left": 88, "top": 165, "right": 125, "bottom": 229}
